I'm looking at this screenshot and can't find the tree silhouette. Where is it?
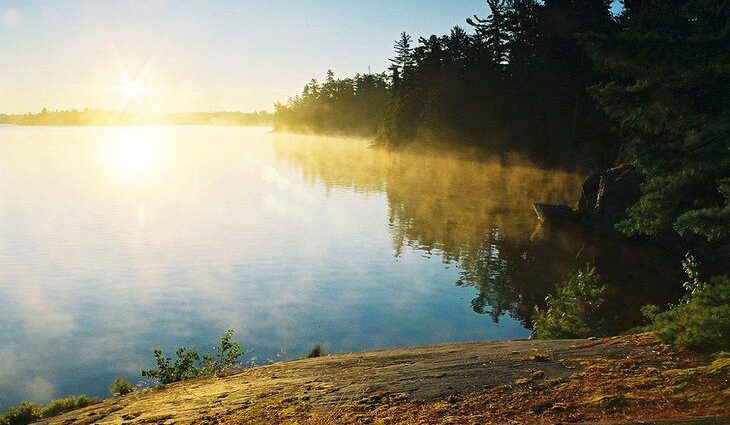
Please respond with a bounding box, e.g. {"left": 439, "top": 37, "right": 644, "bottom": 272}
{"left": 467, "top": 0, "right": 510, "bottom": 66}
{"left": 389, "top": 32, "right": 414, "bottom": 85}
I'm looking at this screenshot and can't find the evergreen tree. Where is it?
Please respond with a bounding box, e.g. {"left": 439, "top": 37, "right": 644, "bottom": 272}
{"left": 582, "top": 0, "right": 730, "bottom": 242}
{"left": 389, "top": 32, "right": 414, "bottom": 84}
{"left": 275, "top": 0, "right": 616, "bottom": 165}
{"left": 467, "top": 0, "right": 510, "bottom": 66}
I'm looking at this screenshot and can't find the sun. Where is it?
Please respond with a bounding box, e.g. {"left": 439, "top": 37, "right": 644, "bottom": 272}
{"left": 124, "top": 81, "right": 143, "bottom": 102}
{"left": 113, "top": 54, "right": 158, "bottom": 111}
{"left": 116, "top": 77, "right": 148, "bottom": 110}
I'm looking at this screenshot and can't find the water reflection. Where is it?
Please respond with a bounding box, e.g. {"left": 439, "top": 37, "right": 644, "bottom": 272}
{"left": 102, "top": 127, "right": 162, "bottom": 181}
{"left": 274, "top": 135, "right": 684, "bottom": 329}
{"left": 0, "top": 127, "right": 529, "bottom": 407}
{"left": 0, "top": 127, "right": 682, "bottom": 408}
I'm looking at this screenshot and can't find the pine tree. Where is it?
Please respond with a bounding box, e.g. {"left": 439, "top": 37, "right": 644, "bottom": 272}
{"left": 583, "top": 0, "right": 730, "bottom": 242}
{"left": 467, "top": 0, "right": 510, "bottom": 66}
{"left": 389, "top": 32, "right": 414, "bottom": 76}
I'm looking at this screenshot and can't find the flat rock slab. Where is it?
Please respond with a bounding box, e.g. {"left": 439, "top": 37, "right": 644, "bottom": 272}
{"left": 574, "top": 418, "right": 729, "bottom": 425}
{"left": 36, "top": 337, "right": 727, "bottom": 424}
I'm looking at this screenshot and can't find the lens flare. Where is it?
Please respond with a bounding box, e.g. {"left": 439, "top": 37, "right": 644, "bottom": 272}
{"left": 124, "top": 81, "right": 143, "bottom": 102}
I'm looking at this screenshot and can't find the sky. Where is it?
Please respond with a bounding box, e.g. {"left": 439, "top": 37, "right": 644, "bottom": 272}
{"left": 0, "top": 0, "right": 493, "bottom": 114}
{"left": 1, "top": 1, "right": 622, "bottom": 114}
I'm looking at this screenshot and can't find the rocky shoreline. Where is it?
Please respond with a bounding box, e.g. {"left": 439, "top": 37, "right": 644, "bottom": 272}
{"left": 533, "top": 164, "right": 642, "bottom": 234}
{"left": 534, "top": 164, "right": 729, "bottom": 275}
{"left": 37, "top": 334, "right": 728, "bottom": 424}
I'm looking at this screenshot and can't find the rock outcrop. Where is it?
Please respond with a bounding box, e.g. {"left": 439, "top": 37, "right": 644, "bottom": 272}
{"left": 534, "top": 164, "right": 643, "bottom": 235}
{"left": 38, "top": 335, "right": 730, "bottom": 425}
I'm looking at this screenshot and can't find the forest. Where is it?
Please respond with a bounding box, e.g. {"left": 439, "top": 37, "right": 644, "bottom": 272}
{"left": 275, "top": 0, "right": 729, "bottom": 251}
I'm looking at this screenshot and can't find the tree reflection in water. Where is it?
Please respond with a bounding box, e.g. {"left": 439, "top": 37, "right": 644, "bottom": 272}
{"left": 274, "top": 135, "right": 684, "bottom": 332}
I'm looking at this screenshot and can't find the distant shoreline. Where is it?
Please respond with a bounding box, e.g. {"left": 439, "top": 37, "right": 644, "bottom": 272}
{"left": 0, "top": 123, "right": 273, "bottom": 127}
{"left": 0, "top": 110, "right": 272, "bottom": 127}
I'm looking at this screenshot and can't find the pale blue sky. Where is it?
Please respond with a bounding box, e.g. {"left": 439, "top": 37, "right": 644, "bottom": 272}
{"left": 0, "top": 1, "right": 620, "bottom": 113}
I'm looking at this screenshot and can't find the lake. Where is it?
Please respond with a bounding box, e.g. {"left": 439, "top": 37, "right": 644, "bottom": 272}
{"left": 0, "top": 126, "right": 681, "bottom": 408}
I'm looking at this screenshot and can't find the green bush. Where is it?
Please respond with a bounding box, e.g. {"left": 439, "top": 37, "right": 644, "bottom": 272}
{"left": 141, "top": 329, "right": 244, "bottom": 385}
{"left": 201, "top": 329, "right": 243, "bottom": 375}
{"left": 38, "top": 395, "right": 96, "bottom": 417}
{"left": 109, "top": 376, "right": 135, "bottom": 396}
{"left": 304, "top": 344, "right": 326, "bottom": 358}
{"left": 141, "top": 346, "right": 201, "bottom": 385}
{"left": 643, "top": 275, "right": 730, "bottom": 353}
{"left": 0, "top": 402, "right": 38, "bottom": 425}
{"left": 532, "top": 265, "right": 606, "bottom": 339}
{"left": 0, "top": 396, "right": 98, "bottom": 425}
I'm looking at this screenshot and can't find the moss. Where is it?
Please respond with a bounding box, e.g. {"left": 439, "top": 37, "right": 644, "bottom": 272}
{"left": 705, "top": 355, "right": 730, "bottom": 376}
{"left": 667, "top": 353, "right": 730, "bottom": 378}
{"left": 583, "top": 393, "right": 639, "bottom": 408}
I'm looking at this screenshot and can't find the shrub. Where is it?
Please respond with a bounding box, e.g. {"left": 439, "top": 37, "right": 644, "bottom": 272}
{"left": 532, "top": 265, "right": 606, "bottom": 339}
{"left": 141, "top": 329, "right": 244, "bottom": 385}
{"left": 38, "top": 395, "right": 96, "bottom": 417}
{"left": 141, "top": 347, "right": 201, "bottom": 385}
{"left": 304, "top": 344, "right": 326, "bottom": 358}
{"left": 0, "top": 396, "right": 98, "bottom": 425}
{"left": 0, "top": 402, "right": 38, "bottom": 425}
{"left": 201, "top": 329, "right": 244, "bottom": 375}
{"left": 109, "top": 376, "right": 135, "bottom": 396}
{"left": 643, "top": 275, "right": 730, "bottom": 353}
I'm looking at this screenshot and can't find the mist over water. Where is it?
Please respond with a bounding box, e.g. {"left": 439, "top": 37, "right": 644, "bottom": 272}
{"left": 0, "top": 126, "right": 679, "bottom": 408}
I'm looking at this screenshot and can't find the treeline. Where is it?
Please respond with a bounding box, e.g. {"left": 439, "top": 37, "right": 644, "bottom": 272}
{"left": 275, "top": 0, "right": 619, "bottom": 165}
{"left": 273, "top": 71, "right": 389, "bottom": 137}
{"left": 381, "top": 0, "right": 619, "bottom": 166}
{"left": 0, "top": 109, "right": 272, "bottom": 126}
{"left": 276, "top": 0, "right": 729, "bottom": 247}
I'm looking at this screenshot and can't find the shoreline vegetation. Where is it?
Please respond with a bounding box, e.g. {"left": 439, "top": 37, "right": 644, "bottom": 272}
{"left": 0, "top": 109, "right": 272, "bottom": 126}
{"left": 269, "top": 0, "right": 727, "bottom": 419}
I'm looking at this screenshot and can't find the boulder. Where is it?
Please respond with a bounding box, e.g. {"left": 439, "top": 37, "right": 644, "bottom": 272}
{"left": 578, "top": 164, "right": 643, "bottom": 233}
{"left": 534, "top": 164, "right": 643, "bottom": 235}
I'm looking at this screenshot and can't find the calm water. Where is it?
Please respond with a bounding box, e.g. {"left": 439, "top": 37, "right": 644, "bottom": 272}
{"left": 0, "top": 126, "right": 680, "bottom": 407}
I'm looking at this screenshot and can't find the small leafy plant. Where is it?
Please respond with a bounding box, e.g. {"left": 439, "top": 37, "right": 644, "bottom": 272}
{"left": 141, "top": 347, "right": 201, "bottom": 385}
{"left": 681, "top": 253, "right": 707, "bottom": 297}
{"left": 38, "top": 395, "right": 97, "bottom": 417}
{"left": 532, "top": 265, "right": 606, "bottom": 339}
{"left": 641, "top": 254, "right": 729, "bottom": 353}
{"left": 201, "top": 329, "right": 244, "bottom": 375}
{"left": 0, "top": 402, "right": 37, "bottom": 425}
{"left": 141, "top": 329, "right": 243, "bottom": 385}
{"left": 109, "top": 376, "right": 135, "bottom": 396}
{"left": 304, "top": 344, "right": 326, "bottom": 358}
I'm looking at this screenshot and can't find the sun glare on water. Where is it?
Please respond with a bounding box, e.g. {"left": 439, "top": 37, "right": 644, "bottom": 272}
{"left": 104, "top": 127, "right": 162, "bottom": 182}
